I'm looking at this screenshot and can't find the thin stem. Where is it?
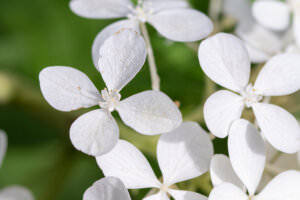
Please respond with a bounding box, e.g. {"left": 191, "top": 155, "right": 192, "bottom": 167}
{"left": 140, "top": 23, "right": 160, "bottom": 91}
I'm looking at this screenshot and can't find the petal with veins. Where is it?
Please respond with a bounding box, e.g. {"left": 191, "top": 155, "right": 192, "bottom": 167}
{"left": 70, "top": 0, "right": 132, "bottom": 19}
{"left": 228, "top": 119, "right": 266, "bottom": 195}
{"left": 157, "top": 122, "right": 213, "bottom": 185}
{"left": 204, "top": 90, "right": 244, "bottom": 138}
{"left": 92, "top": 19, "right": 139, "bottom": 67}
{"left": 199, "top": 33, "right": 250, "bottom": 92}
{"left": 252, "top": 0, "right": 290, "bottom": 31}
{"left": 255, "top": 170, "right": 300, "bottom": 200}
{"left": 253, "top": 103, "right": 300, "bottom": 154}
{"left": 70, "top": 109, "right": 119, "bottom": 156}
{"left": 208, "top": 183, "right": 248, "bottom": 200}
{"left": 83, "top": 177, "right": 131, "bottom": 200}
{"left": 168, "top": 189, "right": 207, "bottom": 200}
{"left": 97, "top": 140, "right": 161, "bottom": 189}
{"left": 98, "top": 29, "right": 146, "bottom": 91}
{"left": 210, "top": 154, "right": 244, "bottom": 189}
{"left": 39, "top": 66, "right": 101, "bottom": 112}
{"left": 117, "top": 91, "right": 182, "bottom": 135}
{"left": 148, "top": 8, "right": 213, "bottom": 42}
{"left": 254, "top": 53, "right": 300, "bottom": 96}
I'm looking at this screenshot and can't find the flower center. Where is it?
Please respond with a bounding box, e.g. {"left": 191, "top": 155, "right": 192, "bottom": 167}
{"left": 99, "top": 89, "right": 121, "bottom": 112}
{"left": 127, "top": 1, "right": 153, "bottom": 23}
{"left": 241, "top": 84, "right": 263, "bottom": 108}
{"left": 160, "top": 184, "right": 169, "bottom": 193}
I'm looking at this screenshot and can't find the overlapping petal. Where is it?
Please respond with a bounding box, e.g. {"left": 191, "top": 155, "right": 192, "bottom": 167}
{"left": 70, "top": 109, "right": 119, "bottom": 156}
{"left": 210, "top": 154, "right": 243, "bottom": 189}
{"left": 144, "top": 0, "right": 189, "bottom": 13}
{"left": 143, "top": 192, "right": 169, "bottom": 200}
{"left": 255, "top": 170, "right": 300, "bottom": 200}
{"left": 168, "top": 189, "right": 208, "bottom": 200}
{"left": 228, "top": 119, "right": 266, "bottom": 195}
{"left": 116, "top": 91, "right": 182, "bottom": 135}
{"left": 98, "top": 29, "right": 146, "bottom": 91}
{"left": 204, "top": 90, "right": 244, "bottom": 138}
{"left": 0, "top": 186, "right": 34, "bottom": 200}
{"left": 199, "top": 33, "right": 250, "bottom": 92}
{"left": 252, "top": 103, "right": 300, "bottom": 153}
{"left": 157, "top": 122, "right": 213, "bottom": 185}
{"left": 39, "top": 66, "right": 101, "bottom": 112}
{"left": 96, "top": 140, "right": 161, "bottom": 189}
{"left": 83, "top": 177, "right": 131, "bottom": 200}
{"left": 148, "top": 8, "right": 213, "bottom": 42}
{"left": 70, "top": 0, "right": 132, "bottom": 19}
{"left": 254, "top": 53, "right": 300, "bottom": 96}
{"left": 252, "top": 0, "right": 290, "bottom": 31}
{"left": 208, "top": 183, "right": 248, "bottom": 200}
{"left": 92, "top": 20, "right": 139, "bottom": 67}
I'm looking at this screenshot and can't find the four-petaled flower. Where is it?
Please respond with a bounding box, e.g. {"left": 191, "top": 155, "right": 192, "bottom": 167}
{"left": 39, "top": 29, "right": 182, "bottom": 157}
{"left": 69, "top": 0, "right": 214, "bottom": 65}
{"left": 209, "top": 120, "right": 300, "bottom": 199}
{"left": 96, "top": 122, "right": 213, "bottom": 200}
{"left": 199, "top": 32, "right": 300, "bottom": 153}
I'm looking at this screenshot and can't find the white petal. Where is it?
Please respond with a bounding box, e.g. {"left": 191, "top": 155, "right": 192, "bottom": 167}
{"left": 252, "top": 0, "right": 290, "bottom": 31}
{"left": 0, "top": 130, "right": 7, "bottom": 167}
{"left": 236, "top": 23, "right": 282, "bottom": 63}
{"left": 117, "top": 91, "right": 182, "bottom": 135}
{"left": 255, "top": 170, "right": 300, "bottom": 200}
{"left": 210, "top": 154, "right": 243, "bottom": 189}
{"left": 148, "top": 8, "right": 213, "bottom": 42}
{"left": 168, "top": 189, "right": 207, "bottom": 200}
{"left": 70, "top": 109, "right": 119, "bottom": 156}
{"left": 39, "top": 66, "right": 101, "bottom": 112}
{"left": 198, "top": 33, "right": 250, "bottom": 92}
{"left": 204, "top": 90, "right": 244, "bottom": 138}
{"left": 252, "top": 103, "right": 300, "bottom": 153}
{"left": 70, "top": 0, "right": 132, "bottom": 19}
{"left": 157, "top": 122, "right": 213, "bottom": 185}
{"left": 228, "top": 119, "right": 266, "bottom": 195}
{"left": 223, "top": 0, "right": 252, "bottom": 24}
{"left": 96, "top": 140, "right": 161, "bottom": 189}
{"left": 144, "top": 0, "right": 189, "bottom": 13}
{"left": 98, "top": 29, "right": 146, "bottom": 91}
{"left": 254, "top": 53, "right": 300, "bottom": 96}
{"left": 0, "top": 186, "right": 34, "bottom": 200}
{"left": 83, "top": 177, "right": 131, "bottom": 200}
{"left": 208, "top": 183, "right": 248, "bottom": 200}
{"left": 92, "top": 19, "right": 140, "bottom": 67}
{"left": 294, "top": 15, "right": 300, "bottom": 47}
{"left": 143, "top": 192, "right": 169, "bottom": 200}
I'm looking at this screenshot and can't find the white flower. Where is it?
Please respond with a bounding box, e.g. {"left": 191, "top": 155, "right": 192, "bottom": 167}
{"left": 252, "top": 0, "right": 300, "bottom": 46}
{"left": 69, "top": 0, "right": 213, "bottom": 66}
{"left": 83, "top": 177, "right": 131, "bottom": 200}
{"left": 209, "top": 120, "right": 300, "bottom": 199}
{"left": 198, "top": 32, "right": 300, "bottom": 153}
{"left": 223, "top": 0, "right": 284, "bottom": 63}
{"left": 39, "top": 29, "right": 182, "bottom": 157}
{"left": 0, "top": 130, "right": 34, "bottom": 200}
{"left": 96, "top": 122, "right": 214, "bottom": 200}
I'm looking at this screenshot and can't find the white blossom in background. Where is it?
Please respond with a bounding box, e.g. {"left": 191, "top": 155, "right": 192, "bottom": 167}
{"left": 198, "top": 32, "right": 300, "bottom": 153}
{"left": 209, "top": 120, "right": 300, "bottom": 199}
{"left": 69, "top": 0, "right": 214, "bottom": 65}
{"left": 96, "top": 122, "right": 214, "bottom": 200}
{"left": 83, "top": 177, "right": 131, "bottom": 200}
{"left": 223, "top": 0, "right": 284, "bottom": 63}
{"left": 39, "top": 29, "right": 182, "bottom": 157}
{"left": 0, "top": 130, "right": 34, "bottom": 200}
{"left": 253, "top": 0, "right": 300, "bottom": 46}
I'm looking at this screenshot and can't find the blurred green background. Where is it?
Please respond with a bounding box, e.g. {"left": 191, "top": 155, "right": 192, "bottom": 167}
{"left": 1, "top": 0, "right": 299, "bottom": 199}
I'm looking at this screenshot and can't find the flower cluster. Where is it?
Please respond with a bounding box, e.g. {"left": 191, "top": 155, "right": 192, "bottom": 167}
{"left": 36, "top": 0, "right": 300, "bottom": 199}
